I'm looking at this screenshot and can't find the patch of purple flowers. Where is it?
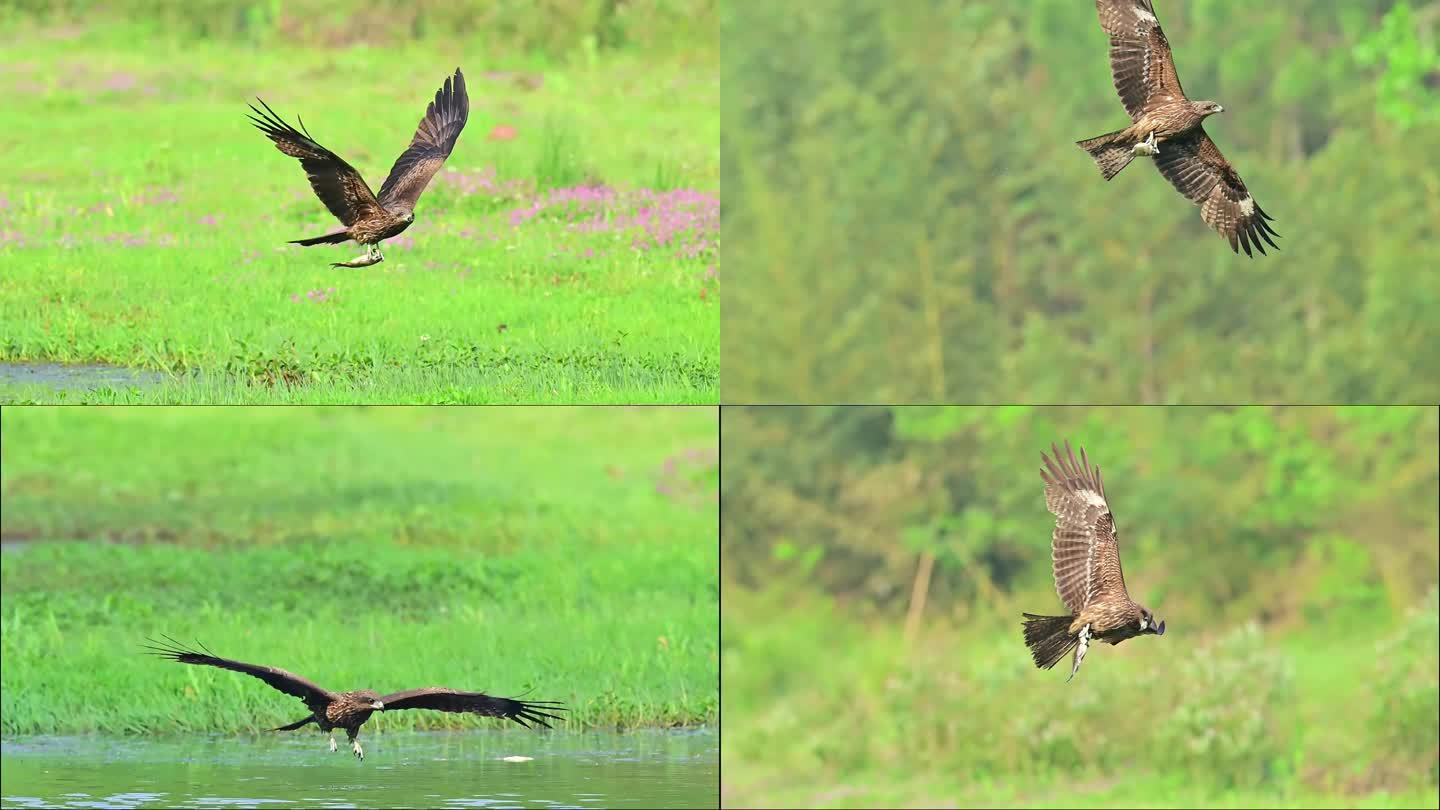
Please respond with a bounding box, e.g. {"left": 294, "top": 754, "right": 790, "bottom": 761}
{"left": 438, "top": 167, "right": 531, "bottom": 199}
{"left": 653, "top": 445, "right": 720, "bottom": 506}
{"left": 509, "top": 185, "right": 719, "bottom": 261}
{"left": 1, "top": 229, "right": 180, "bottom": 249}
{"left": 103, "top": 71, "right": 138, "bottom": 92}
{"left": 103, "top": 232, "right": 178, "bottom": 247}
{"left": 289, "top": 286, "right": 338, "bottom": 304}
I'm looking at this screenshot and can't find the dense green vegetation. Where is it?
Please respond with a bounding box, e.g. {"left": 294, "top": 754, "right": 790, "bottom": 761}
{"left": 1, "top": 406, "right": 719, "bottom": 733}
{"left": 721, "top": 406, "right": 1438, "bottom": 808}
{"left": 722, "top": 0, "right": 1440, "bottom": 404}
{"left": 0, "top": 2, "right": 718, "bottom": 403}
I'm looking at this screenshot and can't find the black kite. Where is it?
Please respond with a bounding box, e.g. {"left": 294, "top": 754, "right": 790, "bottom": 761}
{"left": 1022, "top": 441, "right": 1165, "bottom": 682}
{"left": 1077, "top": 1, "right": 1280, "bottom": 256}
{"left": 247, "top": 68, "right": 469, "bottom": 268}
{"left": 145, "top": 636, "right": 565, "bottom": 760}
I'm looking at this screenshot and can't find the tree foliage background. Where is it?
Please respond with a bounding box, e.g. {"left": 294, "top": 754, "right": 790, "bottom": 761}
{"left": 723, "top": 406, "right": 1437, "bottom": 620}
{"left": 721, "top": 405, "right": 1439, "bottom": 806}
{"left": 722, "top": 0, "right": 1440, "bottom": 404}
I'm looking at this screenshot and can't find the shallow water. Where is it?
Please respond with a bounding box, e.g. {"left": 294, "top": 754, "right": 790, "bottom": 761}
{"left": 0, "top": 729, "right": 716, "bottom": 809}
{"left": 0, "top": 362, "right": 169, "bottom": 392}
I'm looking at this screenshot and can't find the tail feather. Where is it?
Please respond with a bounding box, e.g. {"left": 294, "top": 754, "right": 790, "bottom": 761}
{"left": 272, "top": 715, "right": 317, "bottom": 732}
{"left": 1076, "top": 130, "right": 1136, "bottom": 181}
{"left": 290, "top": 231, "right": 351, "bottom": 247}
{"left": 1022, "top": 613, "right": 1079, "bottom": 670}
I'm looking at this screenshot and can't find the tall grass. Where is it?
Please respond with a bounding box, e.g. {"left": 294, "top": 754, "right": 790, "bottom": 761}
{"left": 0, "top": 407, "right": 719, "bottom": 734}
{"left": 1, "top": 0, "right": 716, "bottom": 60}
{"left": 0, "top": 17, "right": 718, "bottom": 403}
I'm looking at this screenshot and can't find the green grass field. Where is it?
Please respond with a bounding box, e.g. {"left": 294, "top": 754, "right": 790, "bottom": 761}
{"left": 722, "top": 586, "right": 1438, "bottom": 809}
{"left": 0, "top": 22, "right": 718, "bottom": 403}
{"left": 0, "top": 407, "right": 719, "bottom": 732}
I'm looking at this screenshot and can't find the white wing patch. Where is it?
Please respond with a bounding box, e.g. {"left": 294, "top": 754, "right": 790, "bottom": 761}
{"left": 1136, "top": 8, "right": 1157, "bottom": 24}
{"left": 1081, "top": 489, "right": 1107, "bottom": 508}
{"left": 1239, "top": 196, "right": 1256, "bottom": 216}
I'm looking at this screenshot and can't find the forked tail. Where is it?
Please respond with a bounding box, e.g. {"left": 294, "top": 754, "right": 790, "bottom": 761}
{"left": 289, "top": 231, "right": 351, "bottom": 247}
{"left": 1021, "top": 613, "right": 1079, "bottom": 670}
{"left": 1076, "top": 130, "right": 1136, "bottom": 181}
{"left": 272, "top": 715, "right": 316, "bottom": 732}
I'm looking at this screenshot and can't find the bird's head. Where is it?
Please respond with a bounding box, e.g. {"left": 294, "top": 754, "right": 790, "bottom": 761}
{"left": 1138, "top": 606, "right": 1166, "bottom": 636}
{"left": 1195, "top": 100, "right": 1224, "bottom": 117}
{"left": 353, "top": 689, "right": 385, "bottom": 710}
{"left": 402, "top": 211, "right": 415, "bottom": 224}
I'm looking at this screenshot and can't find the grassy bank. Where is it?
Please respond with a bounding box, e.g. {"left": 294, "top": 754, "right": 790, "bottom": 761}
{"left": 0, "top": 407, "right": 719, "bottom": 733}
{"left": 721, "top": 585, "right": 1438, "bottom": 809}
{"left": 0, "top": 21, "right": 718, "bottom": 403}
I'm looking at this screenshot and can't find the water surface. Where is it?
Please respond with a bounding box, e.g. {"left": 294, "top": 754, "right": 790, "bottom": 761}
{"left": 0, "top": 362, "right": 169, "bottom": 393}
{"left": 1, "top": 729, "right": 716, "bottom": 809}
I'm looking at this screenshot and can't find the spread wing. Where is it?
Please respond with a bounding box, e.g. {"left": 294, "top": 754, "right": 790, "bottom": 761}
{"left": 377, "top": 68, "right": 469, "bottom": 212}
{"left": 1040, "top": 441, "right": 1128, "bottom": 613}
{"left": 144, "top": 635, "right": 334, "bottom": 708}
{"left": 1095, "top": 0, "right": 1187, "bottom": 120}
{"left": 1153, "top": 126, "right": 1280, "bottom": 256}
{"left": 377, "top": 687, "right": 566, "bottom": 729}
{"left": 247, "top": 99, "right": 383, "bottom": 227}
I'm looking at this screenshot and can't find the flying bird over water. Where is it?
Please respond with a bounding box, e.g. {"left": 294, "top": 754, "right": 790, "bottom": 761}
{"left": 1077, "top": 1, "right": 1280, "bottom": 256}
{"left": 145, "top": 636, "right": 564, "bottom": 760}
{"left": 247, "top": 68, "right": 469, "bottom": 268}
{"left": 1022, "top": 441, "right": 1166, "bottom": 682}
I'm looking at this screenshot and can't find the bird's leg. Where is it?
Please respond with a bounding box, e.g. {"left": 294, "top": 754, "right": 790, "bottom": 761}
{"left": 347, "top": 728, "right": 364, "bottom": 760}
{"left": 1067, "top": 623, "right": 1091, "bottom": 683}
{"left": 328, "top": 733, "right": 338, "bottom": 753}
{"left": 1132, "top": 130, "right": 1160, "bottom": 157}
{"left": 330, "top": 246, "right": 385, "bottom": 268}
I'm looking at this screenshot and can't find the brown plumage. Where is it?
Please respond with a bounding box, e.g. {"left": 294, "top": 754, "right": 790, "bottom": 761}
{"left": 247, "top": 68, "right": 469, "bottom": 268}
{"left": 1021, "top": 441, "right": 1165, "bottom": 682}
{"left": 144, "top": 636, "right": 564, "bottom": 760}
{"left": 1077, "top": 0, "right": 1279, "bottom": 256}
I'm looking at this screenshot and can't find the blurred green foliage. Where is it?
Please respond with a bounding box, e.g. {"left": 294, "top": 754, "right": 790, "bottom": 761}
{"left": 1155, "top": 623, "right": 1297, "bottom": 789}
{"left": 1370, "top": 588, "right": 1440, "bottom": 787}
{"left": 722, "top": 0, "right": 1440, "bottom": 403}
{"left": 721, "top": 405, "right": 1438, "bottom": 806}
{"left": 1354, "top": 2, "right": 1440, "bottom": 129}
{"left": 723, "top": 406, "right": 1437, "bottom": 622}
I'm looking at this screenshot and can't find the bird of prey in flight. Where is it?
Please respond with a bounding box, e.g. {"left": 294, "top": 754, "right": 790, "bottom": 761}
{"left": 145, "top": 636, "right": 564, "bottom": 760}
{"left": 1022, "top": 441, "right": 1165, "bottom": 682}
{"left": 1076, "top": 1, "right": 1280, "bottom": 256}
{"left": 247, "top": 68, "right": 469, "bottom": 268}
